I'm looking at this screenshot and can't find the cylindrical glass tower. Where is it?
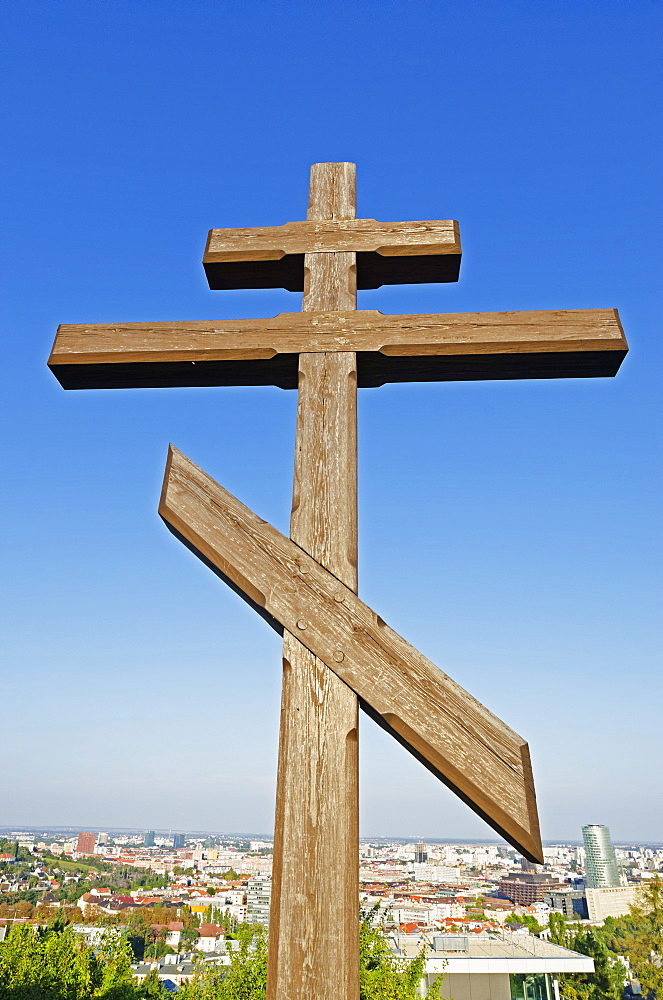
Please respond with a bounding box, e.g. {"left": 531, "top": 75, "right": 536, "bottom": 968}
{"left": 582, "top": 824, "right": 620, "bottom": 887}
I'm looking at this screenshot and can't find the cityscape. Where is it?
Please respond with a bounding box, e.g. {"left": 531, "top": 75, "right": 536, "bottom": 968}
{"left": 1, "top": 822, "right": 661, "bottom": 997}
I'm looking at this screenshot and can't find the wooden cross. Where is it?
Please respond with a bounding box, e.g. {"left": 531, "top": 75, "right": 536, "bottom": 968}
{"left": 49, "top": 162, "right": 627, "bottom": 1000}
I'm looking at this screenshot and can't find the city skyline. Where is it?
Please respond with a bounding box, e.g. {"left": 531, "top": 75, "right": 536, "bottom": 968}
{"left": 2, "top": 0, "right": 661, "bottom": 842}
{"left": 3, "top": 823, "right": 662, "bottom": 851}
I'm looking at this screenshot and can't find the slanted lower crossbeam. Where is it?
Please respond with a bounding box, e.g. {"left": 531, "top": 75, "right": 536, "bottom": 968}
{"left": 159, "top": 444, "right": 542, "bottom": 863}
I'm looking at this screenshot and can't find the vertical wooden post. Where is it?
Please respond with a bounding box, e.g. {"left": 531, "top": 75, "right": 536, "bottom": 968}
{"left": 266, "top": 163, "right": 360, "bottom": 1000}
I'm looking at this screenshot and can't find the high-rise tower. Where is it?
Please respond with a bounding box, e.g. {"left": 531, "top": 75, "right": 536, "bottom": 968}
{"left": 75, "top": 831, "right": 96, "bottom": 854}
{"left": 582, "top": 824, "right": 619, "bottom": 887}
{"left": 414, "top": 840, "right": 428, "bottom": 863}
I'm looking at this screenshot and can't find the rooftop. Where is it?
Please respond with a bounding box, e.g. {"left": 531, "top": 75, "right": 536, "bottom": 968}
{"left": 390, "top": 932, "right": 595, "bottom": 975}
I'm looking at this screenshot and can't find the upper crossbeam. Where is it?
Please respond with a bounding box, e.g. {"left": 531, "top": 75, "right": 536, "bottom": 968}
{"left": 203, "top": 218, "right": 461, "bottom": 289}
{"left": 48, "top": 308, "right": 627, "bottom": 389}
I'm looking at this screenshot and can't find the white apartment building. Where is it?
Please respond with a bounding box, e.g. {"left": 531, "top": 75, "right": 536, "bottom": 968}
{"left": 246, "top": 875, "right": 271, "bottom": 925}
{"left": 412, "top": 863, "right": 461, "bottom": 883}
{"left": 585, "top": 885, "right": 639, "bottom": 921}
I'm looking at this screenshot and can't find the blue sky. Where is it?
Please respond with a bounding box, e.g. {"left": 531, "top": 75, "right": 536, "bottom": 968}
{"left": 1, "top": 0, "right": 661, "bottom": 843}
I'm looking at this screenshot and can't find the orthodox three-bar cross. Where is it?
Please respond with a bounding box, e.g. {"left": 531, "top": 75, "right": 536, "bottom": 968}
{"left": 49, "top": 162, "right": 627, "bottom": 1000}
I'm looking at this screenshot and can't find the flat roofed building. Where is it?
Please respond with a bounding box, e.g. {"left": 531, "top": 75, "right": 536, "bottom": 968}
{"left": 414, "top": 840, "right": 428, "bottom": 863}
{"left": 498, "top": 874, "right": 567, "bottom": 906}
{"left": 76, "top": 832, "right": 96, "bottom": 854}
{"left": 246, "top": 875, "right": 271, "bottom": 926}
{"left": 545, "top": 890, "right": 588, "bottom": 921}
{"left": 586, "top": 885, "right": 639, "bottom": 921}
{"left": 392, "top": 931, "right": 594, "bottom": 1000}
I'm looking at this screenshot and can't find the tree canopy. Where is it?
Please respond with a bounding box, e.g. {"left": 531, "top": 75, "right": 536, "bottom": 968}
{"left": 0, "top": 921, "right": 148, "bottom": 999}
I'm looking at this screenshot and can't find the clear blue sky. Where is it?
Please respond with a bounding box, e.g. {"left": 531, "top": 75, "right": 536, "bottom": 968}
{"left": 1, "top": 0, "right": 660, "bottom": 843}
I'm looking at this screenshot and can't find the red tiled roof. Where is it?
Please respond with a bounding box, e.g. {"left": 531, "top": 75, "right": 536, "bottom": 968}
{"left": 198, "top": 923, "right": 223, "bottom": 937}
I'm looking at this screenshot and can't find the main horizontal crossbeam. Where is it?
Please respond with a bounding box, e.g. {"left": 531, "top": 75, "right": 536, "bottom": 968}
{"left": 203, "top": 218, "right": 461, "bottom": 289}
{"left": 159, "top": 445, "right": 543, "bottom": 863}
{"left": 49, "top": 308, "right": 627, "bottom": 389}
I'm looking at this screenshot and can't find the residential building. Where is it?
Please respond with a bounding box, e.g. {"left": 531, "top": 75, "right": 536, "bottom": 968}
{"left": 72, "top": 925, "right": 128, "bottom": 949}
{"left": 412, "top": 864, "right": 460, "bottom": 883}
{"left": 582, "top": 825, "right": 619, "bottom": 888}
{"left": 195, "top": 923, "right": 224, "bottom": 953}
{"left": 246, "top": 875, "right": 271, "bottom": 925}
{"left": 586, "top": 885, "right": 639, "bottom": 921}
{"left": 76, "top": 832, "right": 96, "bottom": 855}
{"left": 162, "top": 922, "right": 183, "bottom": 948}
{"left": 483, "top": 898, "right": 516, "bottom": 923}
{"left": 498, "top": 874, "right": 566, "bottom": 906}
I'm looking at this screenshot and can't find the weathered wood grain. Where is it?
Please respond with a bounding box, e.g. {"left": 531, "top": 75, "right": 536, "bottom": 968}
{"left": 205, "top": 218, "right": 460, "bottom": 260}
{"left": 203, "top": 217, "right": 461, "bottom": 289}
{"left": 159, "top": 445, "right": 544, "bottom": 865}
{"left": 269, "top": 162, "right": 360, "bottom": 1000}
{"left": 48, "top": 308, "right": 628, "bottom": 389}
{"left": 271, "top": 640, "right": 359, "bottom": 998}
{"left": 306, "top": 161, "right": 356, "bottom": 222}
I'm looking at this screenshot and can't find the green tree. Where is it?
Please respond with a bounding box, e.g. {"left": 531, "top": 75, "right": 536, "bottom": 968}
{"left": 0, "top": 922, "right": 100, "bottom": 999}
{"left": 546, "top": 914, "right": 624, "bottom": 1000}
{"left": 179, "top": 906, "right": 199, "bottom": 930}
{"left": 48, "top": 909, "right": 69, "bottom": 935}
{"left": 180, "top": 931, "right": 268, "bottom": 999}
{"left": 137, "top": 969, "right": 167, "bottom": 997}
{"left": 624, "top": 876, "right": 663, "bottom": 996}
{"left": 548, "top": 911, "right": 568, "bottom": 946}
{"left": 631, "top": 874, "right": 663, "bottom": 954}
{"left": 508, "top": 914, "right": 542, "bottom": 935}
{"left": 559, "top": 928, "right": 624, "bottom": 1000}
{"left": 359, "top": 910, "right": 442, "bottom": 1000}
{"left": 95, "top": 931, "right": 141, "bottom": 999}
{"left": 180, "top": 926, "right": 200, "bottom": 950}
{"left": 219, "top": 870, "right": 239, "bottom": 882}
